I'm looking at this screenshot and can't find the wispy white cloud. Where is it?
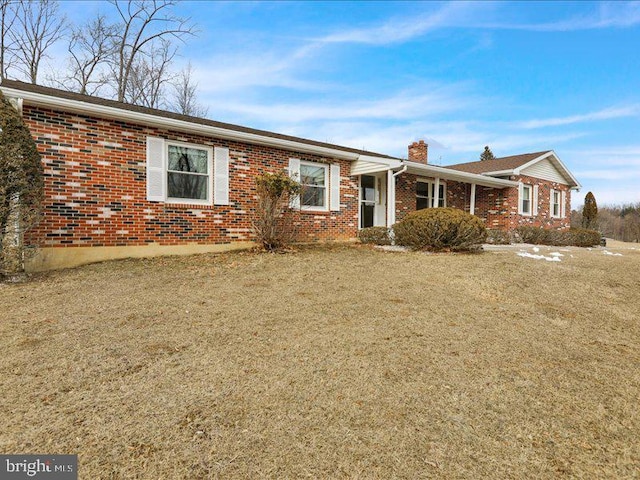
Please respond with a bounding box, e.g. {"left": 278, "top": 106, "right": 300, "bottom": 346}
{"left": 316, "top": 2, "right": 473, "bottom": 45}
{"left": 516, "top": 105, "right": 640, "bottom": 129}
{"left": 205, "top": 84, "right": 477, "bottom": 124}
{"left": 313, "top": 1, "right": 640, "bottom": 46}
{"left": 509, "top": 2, "right": 640, "bottom": 32}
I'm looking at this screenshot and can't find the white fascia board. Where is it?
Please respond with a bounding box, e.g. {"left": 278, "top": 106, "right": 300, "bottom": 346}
{"left": 482, "top": 169, "right": 514, "bottom": 176}
{"left": 2, "top": 86, "right": 370, "bottom": 161}
{"left": 513, "top": 150, "right": 581, "bottom": 188}
{"left": 403, "top": 161, "right": 518, "bottom": 188}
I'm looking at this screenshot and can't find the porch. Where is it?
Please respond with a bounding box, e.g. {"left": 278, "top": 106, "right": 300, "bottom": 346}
{"left": 351, "top": 158, "right": 518, "bottom": 229}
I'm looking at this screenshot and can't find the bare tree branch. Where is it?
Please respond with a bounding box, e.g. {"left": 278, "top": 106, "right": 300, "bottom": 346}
{"left": 0, "top": 0, "right": 19, "bottom": 80}
{"left": 60, "top": 13, "right": 117, "bottom": 95}
{"left": 10, "top": 0, "right": 67, "bottom": 84}
{"left": 125, "top": 37, "right": 176, "bottom": 109}
{"left": 107, "top": 0, "right": 195, "bottom": 103}
{"left": 170, "top": 61, "right": 208, "bottom": 117}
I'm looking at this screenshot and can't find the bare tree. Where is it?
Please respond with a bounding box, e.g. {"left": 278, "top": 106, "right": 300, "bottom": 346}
{"left": 10, "top": 0, "right": 67, "bottom": 84}
{"left": 108, "top": 0, "right": 194, "bottom": 103}
{"left": 125, "top": 37, "right": 176, "bottom": 108}
{"left": 62, "top": 13, "right": 116, "bottom": 95}
{"left": 0, "top": 0, "right": 18, "bottom": 80}
{"left": 171, "top": 61, "right": 208, "bottom": 117}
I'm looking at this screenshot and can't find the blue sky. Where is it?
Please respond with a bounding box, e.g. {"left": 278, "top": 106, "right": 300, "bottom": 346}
{"left": 54, "top": 1, "right": 640, "bottom": 207}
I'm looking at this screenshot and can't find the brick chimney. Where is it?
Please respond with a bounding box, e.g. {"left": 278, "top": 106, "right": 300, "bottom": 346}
{"left": 408, "top": 140, "right": 428, "bottom": 164}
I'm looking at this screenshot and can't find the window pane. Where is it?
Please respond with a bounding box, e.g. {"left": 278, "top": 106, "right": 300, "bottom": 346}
{"left": 168, "top": 145, "right": 208, "bottom": 174}
{"left": 523, "top": 199, "right": 530, "bottom": 213}
{"left": 361, "top": 203, "right": 374, "bottom": 228}
{"left": 302, "top": 186, "right": 325, "bottom": 207}
{"left": 417, "top": 197, "right": 430, "bottom": 210}
{"left": 301, "top": 165, "right": 325, "bottom": 186}
{"left": 416, "top": 182, "right": 429, "bottom": 197}
{"left": 361, "top": 175, "right": 375, "bottom": 202}
{"left": 168, "top": 172, "right": 208, "bottom": 200}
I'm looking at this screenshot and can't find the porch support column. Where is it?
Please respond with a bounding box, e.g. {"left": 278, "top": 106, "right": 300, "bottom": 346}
{"left": 432, "top": 177, "right": 440, "bottom": 208}
{"left": 470, "top": 183, "right": 476, "bottom": 215}
{"left": 386, "top": 169, "right": 395, "bottom": 227}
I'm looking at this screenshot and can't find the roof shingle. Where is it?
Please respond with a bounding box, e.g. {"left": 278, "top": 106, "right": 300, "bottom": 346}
{"left": 445, "top": 151, "right": 551, "bottom": 175}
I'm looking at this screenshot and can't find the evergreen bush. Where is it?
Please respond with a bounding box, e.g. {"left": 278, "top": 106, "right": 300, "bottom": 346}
{"left": 393, "top": 208, "right": 486, "bottom": 252}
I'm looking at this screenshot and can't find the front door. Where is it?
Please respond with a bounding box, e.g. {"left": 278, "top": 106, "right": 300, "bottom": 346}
{"left": 360, "top": 175, "right": 376, "bottom": 228}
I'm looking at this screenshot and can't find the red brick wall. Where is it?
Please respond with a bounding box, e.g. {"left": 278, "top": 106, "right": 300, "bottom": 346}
{"left": 23, "top": 106, "right": 359, "bottom": 249}
{"left": 447, "top": 176, "right": 571, "bottom": 230}
{"left": 394, "top": 174, "right": 419, "bottom": 222}
{"left": 397, "top": 174, "right": 572, "bottom": 231}
{"left": 512, "top": 175, "right": 571, "bottom": 230}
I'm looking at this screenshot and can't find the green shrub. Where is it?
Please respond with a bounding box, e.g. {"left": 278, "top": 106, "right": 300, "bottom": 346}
{"left": 515, "top": 226, "right": 600, "bottom": 247}
{"left": 357, "top": 226, "right": 392, "bottom": 245}
{"left": 393, "top": 208, "right": 486, "bottom": 252}
{"left": 516, "top": 226, "right": 550, "bottom": 244}
{"left": 486, "top": 229, "right": 512, "bottom": 245}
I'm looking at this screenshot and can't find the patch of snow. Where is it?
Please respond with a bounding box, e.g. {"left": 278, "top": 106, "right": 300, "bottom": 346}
{"left": 375, "top": 245, "right": 410, "bottom": 252}
{"left": 603, "top": 250, "right": 623, "bottom": 257}
{"left": 532, "top": 247, "right": 540, "bottom": 253}
{"left": 517, "top": 252, "right": 561, "bottom": 262}
{"left": 549, "top": 252, "right": 564, "bottom": 257}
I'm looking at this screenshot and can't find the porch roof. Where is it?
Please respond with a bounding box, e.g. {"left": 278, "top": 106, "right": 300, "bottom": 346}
{"left": 351, "top": 159, "right": 519, "bottom": 188}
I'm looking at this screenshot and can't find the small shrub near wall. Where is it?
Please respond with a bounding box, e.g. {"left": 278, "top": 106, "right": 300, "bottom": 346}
{"left": 516, "top": 226, "right": 601, "bottom": 247}
{"left": 486, "top": 229, "right": 512, "bottom": 245}
{"left": 357, "top": 226, "right": 392, "bottom": 245}
{"left": 393, "top": 207, "right": 487, "bottom": 252}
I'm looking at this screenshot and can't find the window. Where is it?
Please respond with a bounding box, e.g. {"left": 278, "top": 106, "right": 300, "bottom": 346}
{"left": 551, "top": 189, "right": 561, "bottom": 217}
{"left": 147, "top": 137, "right": 227, "bottom": 206}
{"left": 521, "top": 185, "right": 532, "bottom": 215}
{"left": 300, "top": 162, "right": 328, "bottom": 209}
{"left": 416, "top": 180, "right": 445, "bottom": 210}
{"left": 166, "top": 142, "right": 212, "bottom": 203}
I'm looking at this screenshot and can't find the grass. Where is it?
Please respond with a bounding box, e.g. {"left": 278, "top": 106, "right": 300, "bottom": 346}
{"left": 1, "top": 243, "right": 639, "bottom": 478}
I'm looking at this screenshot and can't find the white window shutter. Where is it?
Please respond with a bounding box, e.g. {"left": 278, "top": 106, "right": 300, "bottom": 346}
{"left": 561, "top": 190, "right": 566, "bottom": 218}
{"left": 533, "top": 185, "right": 539, "bottom": 216}
{"left": 517, "top": 182, "right": 524, "bottom": 215}
{"left": 146, "top": 137, "right": 166, "bottom": 201}
{"left": 288, "top": 158, "right": 301, "bottom": 209}
{"left": 550, "top": 188, "right": 554, "bottom": 216}
{"left": 330, "top": 164, "right": 340, "bottom": 211}
{"left": 213, "top": 147, "right": 230, "bottom": 206}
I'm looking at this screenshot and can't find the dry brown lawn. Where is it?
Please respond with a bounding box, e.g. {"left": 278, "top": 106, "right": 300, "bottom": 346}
{"left": 1, "top": 243, "right": 639, "bottom": 478}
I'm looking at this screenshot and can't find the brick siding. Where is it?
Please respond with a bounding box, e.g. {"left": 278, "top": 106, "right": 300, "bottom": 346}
{"left": 23, "top": 105, "right": 359, "bottom": 249}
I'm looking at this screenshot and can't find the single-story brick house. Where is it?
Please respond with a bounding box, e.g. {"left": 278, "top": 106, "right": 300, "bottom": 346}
{"left": 0, "top": 80, "right": 580, "bottom": 271}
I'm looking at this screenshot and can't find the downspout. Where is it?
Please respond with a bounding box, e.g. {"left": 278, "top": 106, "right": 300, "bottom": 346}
{"left": 393, "top": 165, "right": 408, "bottom": 177}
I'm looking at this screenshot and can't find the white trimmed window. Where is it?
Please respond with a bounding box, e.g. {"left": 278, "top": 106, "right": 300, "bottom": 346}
{"left": 521, "top": 184, "right": 532, "bottom": 215}
{"left": 551, "top": 189, "right": 561, "bottom": 218}
{"left": 300, "top": 161, "right": 329, "bottom": 210}
{"left": 416, "top": 180, "right": 446, "bottom": 210}
{"left": 167, "top": 142, "right": 211, "bottom": 202}
{"left": 146, "top": 137, "right": 229, "bottom": 206}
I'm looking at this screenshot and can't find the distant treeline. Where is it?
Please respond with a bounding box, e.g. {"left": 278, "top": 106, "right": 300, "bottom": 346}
{"left": 572, "top": 203, "right": 640, "bottom": 243}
